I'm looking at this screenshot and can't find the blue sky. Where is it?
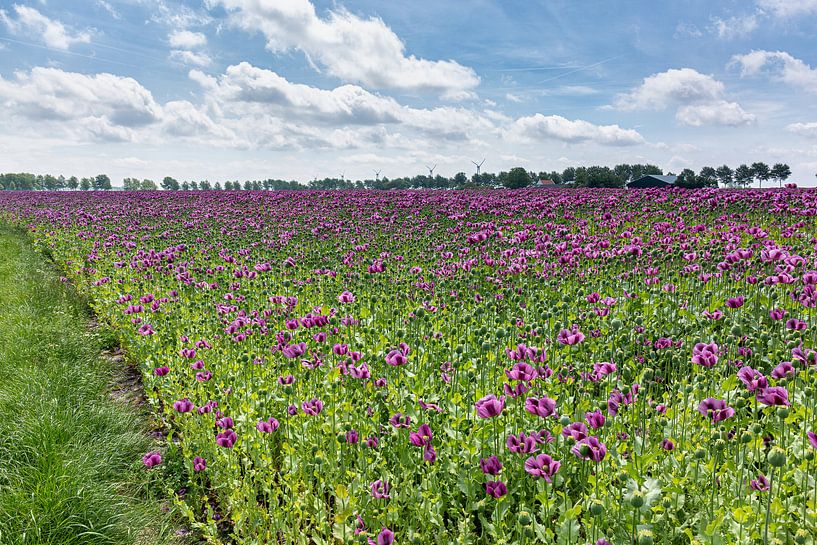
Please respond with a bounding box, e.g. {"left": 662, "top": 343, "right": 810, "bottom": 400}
{"left": 1, "top": 0, "right": 817, "bottom": 185}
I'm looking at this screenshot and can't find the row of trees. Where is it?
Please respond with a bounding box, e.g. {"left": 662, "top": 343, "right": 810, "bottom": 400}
{"left": 0, "top": 161, "right": 796, "bottom": 191}
{"left": 675, "top": 162, "right": 791, "bottom": 189}
{"left": 0, "top": 173, "right": 112, "bottom": 191}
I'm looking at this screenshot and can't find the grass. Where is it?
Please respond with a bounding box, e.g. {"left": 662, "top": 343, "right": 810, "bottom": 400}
{"left": 0, "top": 225, "right": 178, "bottom": 545}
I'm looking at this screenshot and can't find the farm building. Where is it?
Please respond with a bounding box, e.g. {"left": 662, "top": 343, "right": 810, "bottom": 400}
{"left": 627, "top": 174, "right": 677, "bottom": 188}
{"left": 535, "top": 179, "right": 557, "bottom": 188}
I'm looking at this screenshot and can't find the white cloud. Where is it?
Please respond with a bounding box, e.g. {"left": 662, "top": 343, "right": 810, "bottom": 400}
{"left": 505, "top": 93, "right": 523, "bottom": 103}
{"left": 732, "top": 50, "right": 817, "bottom": 91}
{"left": 0, "top": 5, "right": 90, "bottom": 50}
{"left": 613, "top": 68, "right": 724, "bottom": 110}
{"left": 509, "top": 114, "right": 645, "bottom": 146}
{"left": 676, "top": 101, "right": 756, "bottom": 126}
{"left": 193, "top": 62, "right": 494, "bottom": 143}
{"left": 756, "top": 0, "right": 817, "bottom": 17}
{"left": 710, "top": 13, "right": 759, "bottom": 39}
{"left": 207, "top": 0, "right": 479, "bottom": 94}
{"left": 613, "top": 68, "right": 754, "bottom": 127}
{"left": 169, "top": 30, "right": 207, "bottom": 49}
{"left": 787, "top": 122, "right": 817, "bottom": 137}
{"left": 96, "top": 0, "right": 121, "bottom": 20}
{"left": 170, "top": 49, "right": 212, "bottom": 67}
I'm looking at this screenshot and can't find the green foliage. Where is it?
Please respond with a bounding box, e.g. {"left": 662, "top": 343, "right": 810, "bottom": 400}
{"left": 0, "top": 226, "right": 178, "bottom": 545}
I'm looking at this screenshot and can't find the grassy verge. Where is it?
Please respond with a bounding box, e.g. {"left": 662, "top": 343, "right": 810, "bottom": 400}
{"left": 0, "top": 225, "right": 178, "bottom": 545}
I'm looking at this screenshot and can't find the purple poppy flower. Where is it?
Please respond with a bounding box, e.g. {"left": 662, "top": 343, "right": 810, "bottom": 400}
{"left": 193, "top": 456, "right": 206, "bottom": 472}
{"left": 562, "top": 422, "right": 589, "bottom": 442}
{"left": 374, "top": 527, "right": 394, "bottom": 545}
{"left": 385, "top": 348, "right": 408, "bottom": 366}
{"left": 557, "top": 325, "right": 585, "bottom": 346}
{"left": 154, "top": 366, "right": 169, "bottom": 377}
{"left": 409, "top": 423, "right": 433, "bottom": 447}
{"left": 173, "top": 398, "right": 194, "bottom": 413}
{"left": 756, "top": 387, "right": 790, "bottom": 406}
{"left": 737, "top": 366, "right": 768, "bottom": 392}
{"left": 282, "top": 342, "right": 307, "bottom": 359}
{"left": 692, "top": 342, "right": 719, "bottom": 367}
{"left": 525, "top": 396, "right": 557, "bottom": 418}
{"left": 769, "top": 308, "right": 786, "bottom": 320}
{"left": 142, "top": 451, "right": 162, "bottom": 468}
{"left": 337, "top": 291, "right": 355, "bottom": 303}
{"left": 771, "top": 361, "right": 795, "bottom": 379}
{"left": 571, "top": 436, "right": 607, "bottom": 462}
{"left": 750, "top": 474, "right": 769, "bottom": 492}
{"left": 726, "top": 296, "right": 745, "bottom": 309}
{"left": 808, "top": 431, "right": 817, "bottom": 450}
{"left": 216, "top": 430, "right": 237, "bottom": 448}
{"left": 485, "top": 480, "right": 508, "bottom": 498}
{"left": 423, "top": 445, "right": 437, "bottom": 464}
{"left": 585, "top": 410, "right": 605, "bottom": 429}
{"left": 524, "top": 454, "right": 561, "bottom": 482}
{"left": 370, "top": 479, "right": 390, "bottom": 499}
{"left": 257, "top": 417, "right": 280, "bottom": 433}
{"left": 475, "top": 394, "right": 505, "bottom": 418}
{"left": 506, "top": 432, "right": 539, "bottom": 454}
{"left": 698, "top": 398, "right": 735, "bottom": 423}
{"left": 505, "top": 363, "right": 538, "bottom": 382}
{"left": 301, "top": 398, "right": 324, "bottom": 415}
{"left": 593, "top": 362, "right": 616, "bottom": 378}
{"left": 661, "top": 439, "right": 675, "bottom": 451}
{"left": 479, "top": 455, "right": 503, "bottom": 475}
{"left": 389, "top": 413, "right": 411, "bottom": 428}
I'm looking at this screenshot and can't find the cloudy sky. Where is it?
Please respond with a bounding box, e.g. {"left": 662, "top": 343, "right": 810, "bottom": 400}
{"left": 1, "top": 0, "right": 817, "bottom": 185}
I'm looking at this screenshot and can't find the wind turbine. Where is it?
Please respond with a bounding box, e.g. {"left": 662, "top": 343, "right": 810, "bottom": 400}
{"left": 472, "top": 158, "right": 486, "bottom": 176}
{"left": 373, "top": 169, "right": 382, "bottom": 181}
{"left": 426, "top": 164, "right": 437, "bottom": 177}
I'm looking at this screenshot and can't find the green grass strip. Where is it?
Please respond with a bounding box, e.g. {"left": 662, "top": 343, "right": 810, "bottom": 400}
{"left": 0, "top": 225, "right": 177, "bottom": 545}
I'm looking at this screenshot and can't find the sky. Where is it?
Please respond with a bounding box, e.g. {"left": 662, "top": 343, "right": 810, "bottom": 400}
{"left": 1, "top": 0, "right": 817, "bottom": 186}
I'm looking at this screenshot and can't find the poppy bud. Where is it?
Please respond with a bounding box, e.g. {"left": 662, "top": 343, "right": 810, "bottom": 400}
{"left": 517, "top": 512, "right": 531, "bottom": 526}
{"left": 559, "top": 415, "right": 571, "bottom": 427}
{"left": 777, "top": 407, "right": 790, "bottom": 419}
{"left": 740, "top": 432, "right": 752, "bottom": 444}
{"left": 629, "top": 492, "right": 645, "bottom": 508}
{"left": 768, "top": 447, "right": 786, "bottom": 467}
{"left": 590, "top": 501, "right": 604, "bottom": 516}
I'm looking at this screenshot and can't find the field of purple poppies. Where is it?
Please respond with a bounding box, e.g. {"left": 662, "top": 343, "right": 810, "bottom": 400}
{"left": 2, "top": 188, "right": 816, "bottom": 545}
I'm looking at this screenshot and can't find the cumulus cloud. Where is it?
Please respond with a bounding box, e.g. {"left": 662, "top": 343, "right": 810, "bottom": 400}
{"left": 509, "top": 114, "right": 644, "bottom": 146}
{"left": 170, "top": 49, "right": 212, "bottom": 67}
{"left": 206, "top": 0, "right": 479, "bottom": 94}
{"left": 192, "top": 62, "right": 494, "bottom": 143}
{"left": 756, "top": 0, "right": 817, "bottom": 17}
{"left": 169, "top": 29, "right": 207, "bottom": 48}
{"left": 676, "top": 101, "right": 756, "bottom": 126}
{"left": 731, "top": 50, "right": 817, "bottom": 91}
{"left": 0, "top": 5, "right": 91, "bottom": 50}
{"left": 787, "top": 122, "right": 817, "bottom": 137}
{"left": 613, "top": 68, "right": 753, "bottom": 127}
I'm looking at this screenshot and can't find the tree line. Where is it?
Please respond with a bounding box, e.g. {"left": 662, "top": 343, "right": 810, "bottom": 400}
{"left": 0, "top": 161, "right": 795, "bottom": 191}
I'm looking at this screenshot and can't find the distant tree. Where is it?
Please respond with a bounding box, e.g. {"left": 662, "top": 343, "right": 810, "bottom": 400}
{"left": 503, "top": 167, "right": 531, "bottom": 189}
{"left": 734, "top": 164, "right": 753, "bottom": 188}
{"left": 214, "top": 181, "right": 223, "bottom": 190}
{"left": 770, "top": 163, "right": 791, "bottom": 188}
{"left": 189, "top": 181, "right": 199, "bottom": 191}
{"left": 698, "top": 166, "right": 718, "bottom": 188}
{"left": 715, "top": 165, "right": 734, "bottom": 188}
{"left": 181, "top": 181, "right": 190, "bottom": 191}
{"left": 750, "top": 162, "right": 771, "bottom": 189}
{"left": 141, "top": 179, "right": 158, "bottom": 190}
{"left": 199, "top": 180, "right": 212, "bottom": 191}
{"left": 613, "top": 164, "right": 632, "bottom": 182}
{"left": 161, "top": 176, "right": 180, "bottom": 191}
{"left": 453, "top": 172, "right": 468, "bottom": 186}
{"left": 561, "top": 167, "right": 576, "bottom": 183}
{"left": 675, "top": 168, "right": 700, "bottom": 188}
{"left": 94, "top": 174, "right": 112, "bottom": 190}
{"left": 643, "top": 164, "right": 663, "bottom": 175}
{"left": 243, "top": 180, "right": 252, "bottom": 190}
{"left": 80, "top": 177, "right": 92, "bottom": 191}
{"left": 67, "top": 176, "right": 79, "bottom": 191}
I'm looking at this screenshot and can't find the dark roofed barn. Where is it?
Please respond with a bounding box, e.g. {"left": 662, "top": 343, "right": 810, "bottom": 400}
{"left": 627, "top": 175, "right": 677, "bottom": 189}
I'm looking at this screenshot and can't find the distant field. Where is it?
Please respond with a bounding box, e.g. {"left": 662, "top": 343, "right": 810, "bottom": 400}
{"left": 2, "top": 188, "right": 816, "bottom": 545}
